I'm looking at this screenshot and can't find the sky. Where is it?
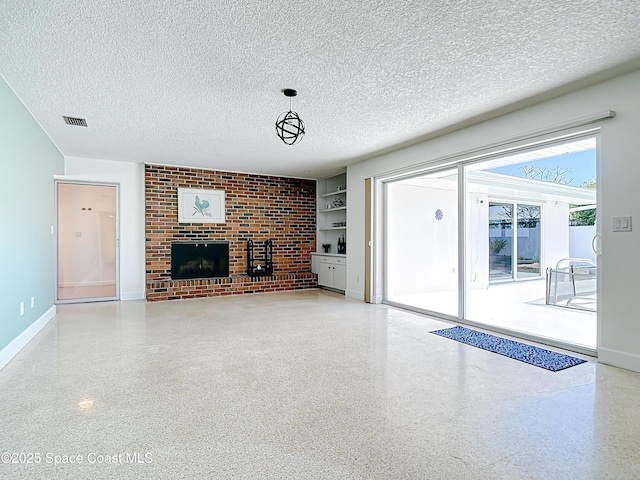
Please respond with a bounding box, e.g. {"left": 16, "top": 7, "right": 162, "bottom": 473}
{"left": 489, "top": 149, "right": 596, "bottom": 187}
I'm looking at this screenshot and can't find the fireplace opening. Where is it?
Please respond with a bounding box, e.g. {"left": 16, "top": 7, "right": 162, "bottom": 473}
{"left": 171, "top": 241, "right": 229, "bottom": 280}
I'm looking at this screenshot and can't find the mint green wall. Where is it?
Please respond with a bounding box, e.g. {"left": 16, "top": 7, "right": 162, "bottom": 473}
{"left": 0, "top": 76, "right": 64, "bottom": 351}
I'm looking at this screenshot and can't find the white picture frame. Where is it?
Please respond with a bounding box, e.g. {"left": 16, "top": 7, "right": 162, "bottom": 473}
{"left": 177, "top": 188, "right": 225, "bottom": 224}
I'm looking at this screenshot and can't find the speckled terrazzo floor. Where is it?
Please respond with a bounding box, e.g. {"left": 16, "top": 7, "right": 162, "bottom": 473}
{"left": 1, "top": 289, "right": 639, "bottom": 479}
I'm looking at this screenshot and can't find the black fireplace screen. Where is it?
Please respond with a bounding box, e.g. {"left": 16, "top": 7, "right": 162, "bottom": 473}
{"left": 171, "top": 241, "right": 229, "bottom": 280}
{"left": 246, "top": 239, "right": 273, "bottom": 277}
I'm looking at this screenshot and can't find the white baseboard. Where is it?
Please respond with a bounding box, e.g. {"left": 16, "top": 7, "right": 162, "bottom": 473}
{"left": 59, "top": 280, "right": 115, "bottom": 287}
{"left": 345, "top": 289, "right": 364, "bottom": 301}
{"left": 598, "top": 347, "right": 640, "bottom": 373}
{"left": 0, "top": 306, "right": 56, "bottom": 372}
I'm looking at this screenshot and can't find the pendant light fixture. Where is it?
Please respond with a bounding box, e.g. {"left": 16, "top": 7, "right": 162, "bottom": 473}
{"left": 275, "top": 89, "right": 305, "bottom": 145}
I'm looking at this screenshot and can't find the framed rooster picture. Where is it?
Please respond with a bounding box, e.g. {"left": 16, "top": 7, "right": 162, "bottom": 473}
{"left": 177, "top": 188, "right": 226, "bottom": 224}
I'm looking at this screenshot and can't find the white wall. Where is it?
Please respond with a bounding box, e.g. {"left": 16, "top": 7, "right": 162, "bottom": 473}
{"left": 62, "top": 157, "right": 145, "bottom": 300}
{"left": 570, "top": 225, "right": 597, "bottom": 262}
{"left": 347, "top": 68, "right": 640, "bottom": 372}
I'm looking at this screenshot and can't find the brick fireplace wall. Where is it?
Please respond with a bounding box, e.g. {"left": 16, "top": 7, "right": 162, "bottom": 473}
{"left": 145, "top": 164, "right": 317, "bottom": 301}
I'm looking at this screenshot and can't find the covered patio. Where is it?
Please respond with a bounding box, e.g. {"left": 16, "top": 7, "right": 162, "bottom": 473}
{"left": 390, "top": 278, "right": 597, "bottom": 351}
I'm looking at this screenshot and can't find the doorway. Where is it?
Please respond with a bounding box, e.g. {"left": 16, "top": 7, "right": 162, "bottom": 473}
{"left": 382, "top": 134, "right": 598, "bottom": 352}
{"left": 56, "top": 182, "right": 119, "bottom": 303}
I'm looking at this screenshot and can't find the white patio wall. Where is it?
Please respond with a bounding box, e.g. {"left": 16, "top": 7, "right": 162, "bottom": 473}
{"left": 386, "top": 183, "right": 457, "bottom": 297}
{"left": 569, "top": 225, "right": 597, "bottom": 262}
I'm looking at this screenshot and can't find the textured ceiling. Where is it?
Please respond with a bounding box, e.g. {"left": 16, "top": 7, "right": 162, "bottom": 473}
{"left": 2, "top": 1, "right": 640, "bottom": 178}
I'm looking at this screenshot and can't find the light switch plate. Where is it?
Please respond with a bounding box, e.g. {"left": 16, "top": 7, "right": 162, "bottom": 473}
{"left": 613, "top": 216, "right": 632, "bottom": 232}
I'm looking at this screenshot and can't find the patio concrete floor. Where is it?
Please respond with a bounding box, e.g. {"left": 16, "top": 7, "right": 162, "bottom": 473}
{"left": 388, "top": 278, "right": 597, "bottom": 351}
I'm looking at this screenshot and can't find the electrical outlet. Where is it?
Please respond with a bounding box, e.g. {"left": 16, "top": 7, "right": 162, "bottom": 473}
{"left": 20, "top": 302, "right": 24, "bottom": 316}
{"left": 31, "top": 297, "right": 35, "bottom": 308}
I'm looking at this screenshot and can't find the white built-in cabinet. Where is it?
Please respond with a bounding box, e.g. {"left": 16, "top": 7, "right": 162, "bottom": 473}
{"left": 313, "top": 171, "right": 347, "bottom": 292}
{"left": 312, "top": 254, "right": 346, "bottom": 291}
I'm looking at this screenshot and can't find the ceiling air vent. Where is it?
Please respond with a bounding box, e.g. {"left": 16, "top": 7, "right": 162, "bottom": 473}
{"left": 63, "top": 116, "right": 88, "bottom": 127}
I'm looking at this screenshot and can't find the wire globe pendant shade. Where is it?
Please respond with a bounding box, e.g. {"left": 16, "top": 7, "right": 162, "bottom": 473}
{"left": 275, "top": 89, "right": 305, "bottom": 145}
{"left": 276, "top": 110, "right": 305, "bottom": 145}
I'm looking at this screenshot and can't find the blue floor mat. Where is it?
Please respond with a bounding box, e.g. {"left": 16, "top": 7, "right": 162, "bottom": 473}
{"left": 431, "top": 325, "right": 587, "bottom": 372}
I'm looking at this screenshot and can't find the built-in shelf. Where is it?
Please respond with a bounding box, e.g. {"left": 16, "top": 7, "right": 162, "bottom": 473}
{"left": 320, "top": 189, "right": 347, "bottom": 198}
{"left": 320, "top": 206, "right": 347, "bottom": 213}
{"left": 317, "top": 172, "right": 347, "bottom": 257}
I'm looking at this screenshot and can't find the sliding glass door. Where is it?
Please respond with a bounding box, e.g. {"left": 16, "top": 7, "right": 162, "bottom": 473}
{"left": 383, "top": 135, "right": 598, "bottom": 351}
{"left": 489, "top": 203, "right": 513, "bottom": 281}
{"left": 488, "top": 202, "right": 541, "bottom": 282}
{"left": 465, "top": 140, "right": 597, "bottom": 349}
{"left": 515, "top": 204, "right": 541, "bottom": 279}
